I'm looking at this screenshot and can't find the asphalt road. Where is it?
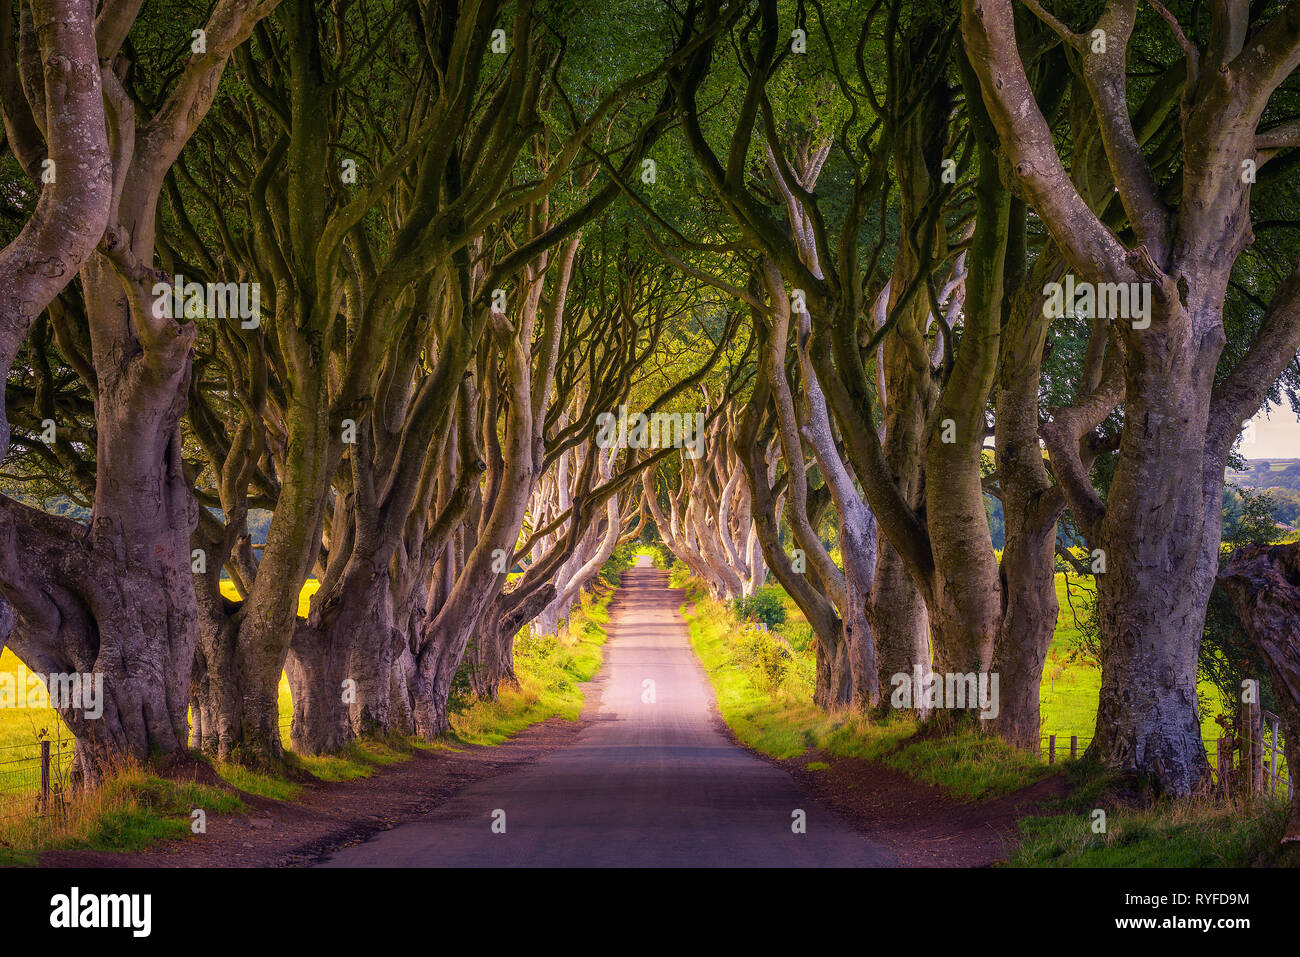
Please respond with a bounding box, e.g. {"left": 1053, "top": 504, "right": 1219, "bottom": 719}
{"left": 318, "top": 559, "right": 895, "bottom": 867}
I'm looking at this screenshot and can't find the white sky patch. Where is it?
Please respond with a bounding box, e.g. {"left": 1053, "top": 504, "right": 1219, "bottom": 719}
{"left": 1243, "top": 403, "right": 1300, "bottom": 459}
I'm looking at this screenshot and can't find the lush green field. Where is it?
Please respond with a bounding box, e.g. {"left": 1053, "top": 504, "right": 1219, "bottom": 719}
{"left": 1039, "top": 574, "right": 1228, "bottom": 757}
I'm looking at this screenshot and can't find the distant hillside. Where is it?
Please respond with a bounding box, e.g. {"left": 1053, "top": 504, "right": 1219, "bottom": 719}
{"left": 1226, "top": 459, "right": 1300, "bottom": 529}
{"left": 1227, "top": 458, "right": 1300, "bottom": 491}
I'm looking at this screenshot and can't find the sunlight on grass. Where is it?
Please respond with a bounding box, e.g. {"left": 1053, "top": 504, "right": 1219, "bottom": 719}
{"left": 1042, "top": 573, "right": 1226, "bottom": 749}
{"left": 212, "top": 762, "right": 303, "bottom": 802}
{"left": 685, "top": 588, "right": 1048, "bottom": 799}
{"left": 1011, "top": 793, "right": 1300, "bottom": 867}
{"left": 0, "top": 763, "right": 243, "bottom": 867}
{"left": 450, "top": 589, "right": 612, "bottom": 745}
{"left": 291, "top": 737, "right": 418, "bottom": 782}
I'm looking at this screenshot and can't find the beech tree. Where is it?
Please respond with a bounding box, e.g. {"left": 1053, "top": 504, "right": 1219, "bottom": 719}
{"left": 1219, "top": 541, "right": 1300, "bottom": 843}
{"left": 0, "top": 0, "right": 277, "bottom": 779}
{"left": 964, "top": 0, "right": 1300, "bottom": 793}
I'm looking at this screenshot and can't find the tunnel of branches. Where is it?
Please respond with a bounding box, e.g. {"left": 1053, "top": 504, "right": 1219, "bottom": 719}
{"left": 2, "top": 0, "right": 1300, "bottom": 835}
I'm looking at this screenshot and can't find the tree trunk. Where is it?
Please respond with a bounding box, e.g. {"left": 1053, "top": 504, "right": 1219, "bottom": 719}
{"left": 920, "top": 97, "right": 1007, "bottom": 681}
{"left": 21, "top": 256, "right": 201, "bottom": 782}
{"left": 991, "top": 509, "right": 1061, "bottom": 748}
{"left": 812, "top": 625, "right": 855, "bottom": 711}
{"left": 467, "top": 615, "right": 517, "bottom": 700}
{"left": 871, "top": 544, "right": 930, "bottom": 707}
{"left": 990, "top": 252, "right": 1066, "bottom": 748}
{"left": 1218, "top": 542, "right": 1300, "bottom": 843}
{"left": 413, "top": 320, "right": 535, "bottom": 738}
{"left": 1087, "top": 334, "right": 1220, "bottom": 795}
{"left": 285, "top": 563, "right": 400, "bottom": 753}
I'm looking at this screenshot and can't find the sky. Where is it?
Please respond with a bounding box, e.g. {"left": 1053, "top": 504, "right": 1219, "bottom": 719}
{"left": 1242, "top": 402, "right": 1300, "bottom": 460}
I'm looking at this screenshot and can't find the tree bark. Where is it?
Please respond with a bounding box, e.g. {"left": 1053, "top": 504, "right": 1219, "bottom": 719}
{"left": 285, "top": 563, "right": 400, "bottom": 753}
{"left": 1218, "top": 542, "right": 1300, "bottom": 844}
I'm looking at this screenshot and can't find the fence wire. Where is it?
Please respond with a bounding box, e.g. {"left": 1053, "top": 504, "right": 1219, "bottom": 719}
{"left": 0, "top": 732, "right": 75, "bottom": 822}
{"left": 1038, "top": 720, "right": 1292, "bottom": 798}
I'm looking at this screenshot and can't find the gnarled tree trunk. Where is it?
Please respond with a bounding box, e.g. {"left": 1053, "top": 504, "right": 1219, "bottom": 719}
{"left": 1218, "top": 542, "right": 1300, "bottom": 844}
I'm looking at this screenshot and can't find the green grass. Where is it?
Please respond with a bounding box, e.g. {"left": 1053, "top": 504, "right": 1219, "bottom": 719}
{"left": 1010, "top": 791, "right": 1300, "bottom": 867}
{"left": 684, "top": 589, "right": 1049, "bottom": 799}
{"left": 450, "top": 587, "right": 612, "bottom": 745}
{"left": 288, "top": 736, "right": 423, "bottom": 784}
{"left": 0, "top": 765, "right": 244, "bottom": 867}
{"left": 211, "top": 761, "right": 304, "bottom": 802}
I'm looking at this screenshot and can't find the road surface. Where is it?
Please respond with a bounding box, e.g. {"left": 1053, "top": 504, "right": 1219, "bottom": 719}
{"left": 319, "top": 559, "right": 895, "bottom": 866}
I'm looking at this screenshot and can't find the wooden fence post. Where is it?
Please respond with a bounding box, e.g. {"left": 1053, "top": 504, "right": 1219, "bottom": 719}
{"left": 1070, "top": 735, "right": 1078, "bottom": 760}
{"left": 1048, "top": 734, "right": 1056, "bottom": 765}
{"left": 1216, "top": 737, "right": 1229, "bottom": 793}
{"left": 40, "top": 740, "right": 50, "bottom": 812}
{"left": 1248, "top": 696, "right": 1263, "bottom": 794}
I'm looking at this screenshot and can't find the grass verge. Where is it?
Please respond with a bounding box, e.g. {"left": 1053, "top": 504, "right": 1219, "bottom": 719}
{"left": 1008, "top": 762, "right": 1300, "bottom": 866}
{"left": 0, "top": 763, "right": 243, "bottom": 867}
{"left": 683, "top": 573, "right": 1298, "bottom": 864}
{"left": 683, "top": 584, "right": 1048, "bottom": 800}
{"left": 450, "top": 587, "right": 613, "bottom": 745}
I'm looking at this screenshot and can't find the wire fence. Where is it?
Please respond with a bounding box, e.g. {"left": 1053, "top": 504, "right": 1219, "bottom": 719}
{"left": 1, "top": 710, "right": 296, "bottom": 825}
{"left": 0, "top": 729, "right": 76, "bottom": 823}
{"left": 1038, "top": 709, "right": 1292, "bottom": 799}
{"left": 1249, "top": 708, "right": 1293, "bottom": 799}
{"left": 1038, "top": 732, "right": 1228, "bottom": 784}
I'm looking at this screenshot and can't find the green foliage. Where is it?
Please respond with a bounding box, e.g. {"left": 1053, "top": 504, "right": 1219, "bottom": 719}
{"left": 732, "top": 586, "right": 788, "bottom": 629}
{"left": 733, "top": 626, "right": 799, "bottom": 693}
{"left": 1201, "top": 485, "right": 1282, "bottom": 718}
{"left": 600, "top": 541, "right": 640, "bottom": 586}
{"left": 646, "top": 542, "right": 674, "bottom": 569}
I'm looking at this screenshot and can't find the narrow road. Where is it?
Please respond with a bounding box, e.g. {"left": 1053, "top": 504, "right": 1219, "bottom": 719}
{"left": 319, "top": 560, "right": 895, "bottom": 867}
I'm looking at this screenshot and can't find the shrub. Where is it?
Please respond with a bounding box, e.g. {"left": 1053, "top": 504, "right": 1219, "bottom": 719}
{"left": 735, "top": 626, "right": 797, "bottom": 693}
{"left": 778, "top": 619, "right": 814, "bottom": 653}
{"left": 600, "top": 541, "right": 639, "bottom": 586}
{"left": 732, "top": 586, "right": 787, "bottom": 629}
